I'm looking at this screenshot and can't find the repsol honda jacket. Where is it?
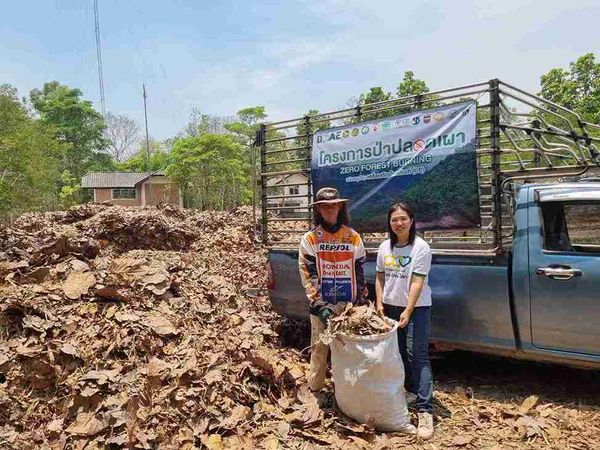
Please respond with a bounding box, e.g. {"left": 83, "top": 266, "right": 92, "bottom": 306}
{"left": 299, "top": 223, "right": 367, "bottom": 315}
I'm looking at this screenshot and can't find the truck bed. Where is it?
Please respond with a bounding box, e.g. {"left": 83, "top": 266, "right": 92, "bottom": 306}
{"left": 268, "top": 249, "right": 516, "bottom": 353}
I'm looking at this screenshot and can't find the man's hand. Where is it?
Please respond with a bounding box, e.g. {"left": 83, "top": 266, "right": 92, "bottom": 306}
{"left": 375, "top": 302, "right": 385, "bottom": 317}
{"left": 318, "top": 308, "right": 333, "bottom": 325}
{"left": 398, "top": 309, "right": 412, "bottom": 328}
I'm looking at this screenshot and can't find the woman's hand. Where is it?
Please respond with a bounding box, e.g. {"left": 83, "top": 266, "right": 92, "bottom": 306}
{"left": 398, "top": 308, "right": 412, "bottom": 328}
{"left": 375, "top": 301, "right": 384, "bottom": 316}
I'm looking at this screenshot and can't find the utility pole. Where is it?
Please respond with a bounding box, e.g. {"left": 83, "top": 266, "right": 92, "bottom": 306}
{"left": 93, "top": 0, "right": 106, "bottom": 117}
{"left": 143, "top": 84, "right": 151, "bottom": 171}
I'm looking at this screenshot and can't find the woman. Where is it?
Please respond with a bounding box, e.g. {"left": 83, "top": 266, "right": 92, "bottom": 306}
{"left": 375, "top": 202, "right": 434, "bottom": 440}
{"left": 298, "top": 187, "right": 367, "bottom": 392}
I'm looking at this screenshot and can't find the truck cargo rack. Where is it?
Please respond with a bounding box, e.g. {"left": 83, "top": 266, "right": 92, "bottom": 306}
{"left": 257, "top": 79, "right": 600, "bottom": 255}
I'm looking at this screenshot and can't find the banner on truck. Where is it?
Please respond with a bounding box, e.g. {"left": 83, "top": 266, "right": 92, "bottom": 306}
{"left": 311, "top": 101, "right": 480, "bottom": 232}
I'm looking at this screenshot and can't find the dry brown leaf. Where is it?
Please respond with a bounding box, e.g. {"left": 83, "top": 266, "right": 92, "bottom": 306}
{"left": 66, "top": 412, "right": 108, "bottom": 436}
{"left": 60, "top": 342, "right": 80, "bottom": 358}
{"left": 262, "top": 435, "right": 281, "bottom": 450}
{"left": 114, "top": 311, "right": 140, "bottom": 323}
{"left": 204, "top": 369, "right": 223, "bottom": 386}
{"left": 519, "top": 395, "right": 539, "bottom": 415}
{"left": 63, "top": 271, "right": 96, "bottom": 299}
{"left": 147, "top": 357, "right": 170, "bottom": 379}
{"left": 70, "top": 259, "right": 91, "bottom": 272}
{"left": 452, "top": 434, "right": 474, "bottom": 446}
{"left": 203, "top": 434, "right": 224, "bottom": 450}
{"left": 46, "top": 418, "right": 63, "bottom": 433}
{"left": 146, "top": 313, "right": 178, "bottom": 336}
{"left": 81, "top": 367, "right": 121, "bottom": 385}
{"left": 96, "top": 286, "right": 127, "bottom": 302}
{"left": 220, "top": 405, "right": 251, "bottom": 429}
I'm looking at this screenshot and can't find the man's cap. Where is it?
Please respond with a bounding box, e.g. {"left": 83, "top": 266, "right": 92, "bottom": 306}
{"left": 310, "top": 187, "right": 349, "bottom": 206}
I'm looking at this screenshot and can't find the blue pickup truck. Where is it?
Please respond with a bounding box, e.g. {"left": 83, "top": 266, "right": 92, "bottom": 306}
{"left": 259, "top": 80, "right": 600, "bottom": 369}
{"left": 266, "top": 181, "right": 600, "bottom": 369}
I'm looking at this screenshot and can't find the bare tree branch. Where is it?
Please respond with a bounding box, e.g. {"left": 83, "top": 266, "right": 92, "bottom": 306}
{"left": 105, "top": 112, "right": 141, "bottom": 161}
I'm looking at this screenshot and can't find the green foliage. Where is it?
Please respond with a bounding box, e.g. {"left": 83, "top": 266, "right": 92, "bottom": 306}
{"left": 166, "top": 134, "right": 250, "bottom": 209}
{"left": 396, "top": 71, "right": 430, "bottom": 99}
{"left": 58, "top": 170, "right": 81, "bottom": 207}
{"left": 0, "top": 85, "right": 63, "bottom": 218}
{"left": 540, "top": 53, "right": 600, "bottom": 124}
{"left": 116, "top": 140, "right": 170, "bottom": 172}
{"left": 294, "top": 109, "right": 331, "bottom": 157}
{"left": 225, "top": 106, "right": 267, "bottom": 145}
{"left": 357, "top": 87, "right": 392, "bottom": 121}
{"left": 352, "top": 72, "right": 434, "bottom": 122}
{"left": 29, "top": 81, "right": 111, "bottom": 179}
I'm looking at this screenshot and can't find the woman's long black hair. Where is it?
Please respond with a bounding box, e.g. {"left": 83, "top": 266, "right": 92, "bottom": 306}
{"left": 387, "top": 202, "right": 416, "bottom": 247}
{"left": 313, "top": 203, "right": 350, "bottom": 228}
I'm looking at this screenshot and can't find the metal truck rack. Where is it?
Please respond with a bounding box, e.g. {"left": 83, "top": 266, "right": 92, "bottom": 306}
{"left": 256, "top": 79, "right": 600, "bottom": 255}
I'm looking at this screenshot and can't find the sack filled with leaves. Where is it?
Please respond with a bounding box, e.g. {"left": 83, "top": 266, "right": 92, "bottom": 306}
{"left": 320, "top": 304, "right": 413, "bottom": 432}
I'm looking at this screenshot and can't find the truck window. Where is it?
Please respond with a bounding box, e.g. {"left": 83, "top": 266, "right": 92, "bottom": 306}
{"left": 541, "top": 202, "right": 600, "bottom": 253}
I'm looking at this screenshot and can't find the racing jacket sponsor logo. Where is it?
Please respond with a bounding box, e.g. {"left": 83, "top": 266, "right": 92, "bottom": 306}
{"left": 317, "top": 243, "right": 351, "bottom": 252}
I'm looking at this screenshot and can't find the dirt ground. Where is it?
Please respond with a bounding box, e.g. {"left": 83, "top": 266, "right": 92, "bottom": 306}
{"left": 0, "top": 205, "right": 598, "bottom": 449}
{"left": 280, "top": 318, "right": 600, "bottom": 449}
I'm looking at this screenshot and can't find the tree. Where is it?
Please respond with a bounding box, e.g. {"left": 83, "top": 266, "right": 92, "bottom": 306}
{"left": 29, "top": 81, "right": 110, "bottom": 179}
{"left": 166, "top": 134, "right": 250, "bottom": 210}
{"left": 294, "top": 109, "right": 331, "bottom": 157}
{"left": 225, "top": 106, "right": 267, "bottom": 145}
{"left": 540, "top": 53, "right": 600, "bottom": 124}
{"left": 396, "top": 71, "right": 430, "bottom": 99}
{"left": 356, "top": 87, "right": 392, "bottom": 121}
{"left": 395, "top": 71, "right": 438, "bottom": 114}
{"left": 181, "top": 108, "right": 235, "bottom": 137}
{"left": 117, "top": 139, "right": 170, "bottom": 172}
{"left": 0, "top": 85, "right": 63, "bottom": 217}
{"left": 225, "top": 106, "right": 268, "bottom": 207}
{"left": 105, "top": 112, "right": 141, "bottom": 161}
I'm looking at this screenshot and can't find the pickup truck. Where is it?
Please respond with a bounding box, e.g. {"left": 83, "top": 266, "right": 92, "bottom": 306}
{"left": 258, "top": 79, "right": 600, "bottom": 369}
{"left": 266, "top": 181, "right": 600, "bottom": 369}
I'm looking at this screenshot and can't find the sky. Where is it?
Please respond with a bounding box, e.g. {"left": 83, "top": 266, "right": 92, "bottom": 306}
{"left": 1, "top": 0, "right": 599, "bottom": 140}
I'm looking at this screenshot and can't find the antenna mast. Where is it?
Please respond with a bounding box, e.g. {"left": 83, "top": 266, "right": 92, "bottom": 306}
{"left": 94, "top": 0, "right": 106, "bottom": 117}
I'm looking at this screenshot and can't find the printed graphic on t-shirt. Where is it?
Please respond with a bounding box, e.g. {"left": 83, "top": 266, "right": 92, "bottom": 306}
{"left": 384, "top": 254, "right": 412, "bottom": 269}
{"left": 376, "top": 238, "right": 432, "bottom": 307}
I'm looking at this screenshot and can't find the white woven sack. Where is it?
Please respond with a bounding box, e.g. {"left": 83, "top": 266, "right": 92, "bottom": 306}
{"left": 329, "top": 320, "right": 411, "bottom": 432}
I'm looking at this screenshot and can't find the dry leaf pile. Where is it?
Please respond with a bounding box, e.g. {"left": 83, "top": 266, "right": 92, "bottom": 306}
{"left": 0, "top": 204, "right": 598, "bottom": 449}
{"left": 326, "top": 305, "right": 393, "bottom": 339}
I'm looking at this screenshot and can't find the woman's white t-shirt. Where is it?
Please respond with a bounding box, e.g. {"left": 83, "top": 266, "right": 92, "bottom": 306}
{"left": 376, "top": 236, "right": 432, "bottom": 307}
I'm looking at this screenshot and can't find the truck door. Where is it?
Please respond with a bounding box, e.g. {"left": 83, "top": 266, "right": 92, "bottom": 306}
{"left": 528, "top": 187, "right": 600, "bottom": 356}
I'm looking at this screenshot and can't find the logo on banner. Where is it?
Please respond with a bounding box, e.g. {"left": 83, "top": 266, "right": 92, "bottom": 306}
{"left": 414, "top": 139, "right": 426, "bottom": 152}
{"left": 396, "top": 117, "right": 411, "bottom": 128}
{"left": 372, "top": 124, "right": 379, "bottom": 132}
{"left": 412, "top": 116, "right": 421, "bottom": 126}
{"left": 382, "top": 121, "right": 391, "bottom": 130}
{"left": 351, "top": 128, "right": 360, "bottom": 137}
{"left": 361, "top": 126, "right": 369, "bottom": 134}
{"left": 423, "top": 114, "right": 431, "bottom": 124}
{"left": 342, "top": 129, "right": 350, "bottom": 138}
{"left": 434, "top": 112, "right": 444, "bottom": 122}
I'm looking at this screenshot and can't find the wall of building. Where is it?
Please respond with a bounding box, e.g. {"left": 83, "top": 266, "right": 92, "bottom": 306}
{"left": 266, "top": 173, "right": 309, "bottom": 214}
{"left": 93, "top": 187, "right": 142, "bottom": 206}
{"left": 143, "top": 182, "right": 181, "bottom": 206}
{"left": 91, "top": 176, "right": 181, "bottom": 207}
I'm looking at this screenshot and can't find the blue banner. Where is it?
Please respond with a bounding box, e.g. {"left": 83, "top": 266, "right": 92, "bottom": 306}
{"left": 311, "top": 101, "right": 480, "bottom": 232}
